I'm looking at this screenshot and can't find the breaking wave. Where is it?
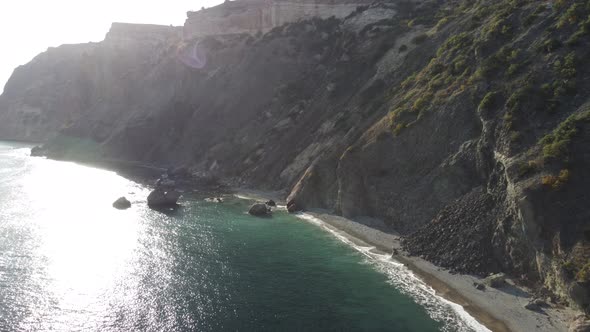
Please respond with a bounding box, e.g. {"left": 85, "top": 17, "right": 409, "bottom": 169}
{"left": 296, "top": 213, "right": 491, "bottom": 332}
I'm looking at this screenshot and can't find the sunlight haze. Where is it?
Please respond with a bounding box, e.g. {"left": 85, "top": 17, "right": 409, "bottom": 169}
{"left": 0, "top": 0, "right": 222, "bottom": 92}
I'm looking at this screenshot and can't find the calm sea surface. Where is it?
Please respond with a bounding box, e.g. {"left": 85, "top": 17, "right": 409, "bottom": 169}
{"left": 0, "top": 141, "right": 488, "bottom": 331}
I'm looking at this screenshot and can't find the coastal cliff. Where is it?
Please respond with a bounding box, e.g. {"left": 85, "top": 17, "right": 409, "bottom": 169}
{"left": 1, "top": 0, "right": 590, "bottom": 322}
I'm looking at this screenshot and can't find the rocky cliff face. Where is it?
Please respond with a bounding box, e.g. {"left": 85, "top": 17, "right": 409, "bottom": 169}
{"left": 1, "top": 0, "right": 590, "bottom": 314}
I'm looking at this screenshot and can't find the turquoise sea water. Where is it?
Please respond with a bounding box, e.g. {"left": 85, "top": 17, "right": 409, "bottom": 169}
{"left": 0, "top": 141, "right": 487, "bottom": 331}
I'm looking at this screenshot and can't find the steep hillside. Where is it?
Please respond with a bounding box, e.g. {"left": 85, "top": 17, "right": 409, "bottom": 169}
{"left": 1, "top": 0, "right": 590, "bottom": 316}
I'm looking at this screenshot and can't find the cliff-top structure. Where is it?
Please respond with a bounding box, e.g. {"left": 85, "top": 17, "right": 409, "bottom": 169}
{"left": 183, "top": 0, "right": 372, "bottom": 39}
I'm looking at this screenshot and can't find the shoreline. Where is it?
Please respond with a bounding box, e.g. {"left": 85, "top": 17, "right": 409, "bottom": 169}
{"left": 12, "top": 145, "right": 575, "bottom": 332}
{"left": 233, "top": 188, "right": 575, "bottom": 332}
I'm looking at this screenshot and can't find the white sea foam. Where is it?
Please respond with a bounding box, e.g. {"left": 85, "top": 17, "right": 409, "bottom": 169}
{"left": 296, "top": 213, "right": 491, "bottom": 332}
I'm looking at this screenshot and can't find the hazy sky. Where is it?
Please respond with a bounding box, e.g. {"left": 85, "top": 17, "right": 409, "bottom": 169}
{"left": 0, "top": 0, "right": 222, "bottom": 92}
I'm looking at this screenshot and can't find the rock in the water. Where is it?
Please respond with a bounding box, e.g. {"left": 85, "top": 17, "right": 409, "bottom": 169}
{"left": 266, "top": 200, "right": 276, "bottom": 207}
{"left": 483, "top": 273, "right": 507, "bottom": 288}
{"left": 30, "top": 146, "right": 44, "bottom": 157}
{"left": 112, "top": 196, "right": 131, "bottom": 209}
{"left": 570, "top": 315, "right": 590, "bottom": 332}
{"left": 249, "top": 203, "right": 270, "bottom": 216}
{"left": 287, "top": 199, "right": 300, "bottom": 213}
{"left": 147, "top": 188, "right": 181, "bottom": 207}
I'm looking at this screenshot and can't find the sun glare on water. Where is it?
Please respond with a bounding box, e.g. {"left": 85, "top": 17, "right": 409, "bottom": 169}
{"left": 12, "top": 153, "right": 150, "bottom": 329}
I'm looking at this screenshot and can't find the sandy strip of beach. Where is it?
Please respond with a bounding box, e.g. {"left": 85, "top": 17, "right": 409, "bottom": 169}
{"left": 233, "top": 188, "right": 576, "bottom": 332}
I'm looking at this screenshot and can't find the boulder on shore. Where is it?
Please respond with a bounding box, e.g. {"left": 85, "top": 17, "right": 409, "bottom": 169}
{"left": 30, "top": 146, "right": 44, "bottom": 157}
{"left": 147, "top": 188, "right": 182, "bottom": 208}
{"left": 249, "top": 203, "right": 271, "bottom": 217}
{"left": 287, "top": 199, "right": 300, "bottom": 213}
{"left": 266, "top": 200, "right": 276, "bottom": 207}
{"left": 473, "top": 282, "right": 486, "bottom": 291}
{"left": 483, "top": 273, "right": 507, "bottom": 288}
{"left": 524, "top": 298, "right": 547, "bottom": 312}
{"left": 113, "top": 196, "right": 131, "bottom": 209}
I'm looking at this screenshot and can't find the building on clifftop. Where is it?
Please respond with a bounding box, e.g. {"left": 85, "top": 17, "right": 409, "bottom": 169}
{"left": 183, "top": 0, "right": 371, "bottom": 39}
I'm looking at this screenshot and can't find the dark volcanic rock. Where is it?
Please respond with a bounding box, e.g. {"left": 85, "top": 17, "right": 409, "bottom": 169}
{"left": 484, "top": 273, "right": 507, "bottom": 289}
{"left": 266, "top": 200, "right": 276, "bottom": 207}
{"left": 30, "top": 146, "right": 44, "bottom": 157}
{"left": 473, "top": 282, "right": 486, "bottom": 291}
{"left": 249, "top": 203, "right": 270, "bottom": 217}
{"left": 286, "top": 199, "right": 301, "bottom": 213}
{"left": 402, "top": 187, "right": 501, "bottom": 276}
{"left": 524, "top": 298, "right": 548, "bottom": 312}
{"left": 147, "top": 188, "right": 181, "bottom": 208}
{"left": 112, "top": 196, "right": 131, "bottom": 209}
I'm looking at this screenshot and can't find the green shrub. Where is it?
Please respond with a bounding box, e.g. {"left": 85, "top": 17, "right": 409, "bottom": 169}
{"left": 454, "top": 60, "right": 467, "bottom": 75}
{"left": 479, "top": 91, "right": 498, "bottom": 110}
{"left": 576, "top": 262, "right": 590, "bottom": 283}
{"left": 506, "top": 84, "right": 531, "bottom": 111}
{"left": 393, "top": 122, "right": 405, "bottom": 136}
{"left": 533, "top": 4, "right": 548, "bottom": 15}
{"left": 412, "top": 93, "right": 433, "bottom": 111}
{"left": 483, "top": 15, "right": 511, "bottom": 40}
{"left": 541, "top": 83, "right": 552, "bottom": 95}
{"left": 539, "top": 38, "right": 562, "bottom": 53}
{"left": 563, "top": 260, "right": 576, "bottom": 274}
{"left": 542, "top": 139, "right": 570, "bottom": 159}
{"left": 401, "top": 72, "right": 417, "bottom": 89}
{"left": 507, "top": 63, "right": 520, "bottom": 76}
{"left": 557, "top": 3, "right": 585, "bottom": 29}
{"left": 435, "top": 17, "right": 450, "bottom": 30}
{"left": 508, "top": 49, "right": 520, "bottom": 61}
{"left": 428, "top": 74, "right": 445, "bottom": 89}
{"left": 539, "top": 110, "right": 590, "bottom": 159}
{"left": 436, "top": 32, "right": 471, "bottom": 57}
{"left": 561, "top": 52, "right": 577, "bottom": 78}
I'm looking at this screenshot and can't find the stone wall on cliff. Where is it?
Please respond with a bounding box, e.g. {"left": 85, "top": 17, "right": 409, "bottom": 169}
{"left": 183, "top": 0, "right": 371, "bottom": 39}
